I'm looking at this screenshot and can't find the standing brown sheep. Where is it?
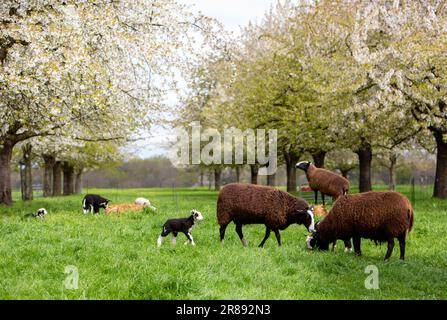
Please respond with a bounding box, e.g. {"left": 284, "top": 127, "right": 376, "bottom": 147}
{"left": 306, "top": 192, "right": 414, "bottom": 260}
{"left": 296, "top": 161, "right": 350, "bottom": 205}
{"left": 217, "top": 183, "right": 315, "bottom": 247}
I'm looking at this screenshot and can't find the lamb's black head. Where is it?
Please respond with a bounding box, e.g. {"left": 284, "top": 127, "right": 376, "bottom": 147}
{"left": 296, "top": 161, "right": 311, "bottom": 172}
{"left": 100, "top": 200, "right": 111, "bottom": 209}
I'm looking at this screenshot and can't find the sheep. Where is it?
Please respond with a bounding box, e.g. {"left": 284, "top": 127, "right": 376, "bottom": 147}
{"left": 135, "top": 197, "right": 157, "bottom": 211}
{"left": 105, "top": 204, "right": 145, "bottom": 214}
{"left": 217, "top": 183, "right": 315, "bottom": 247}
{"left": 157, "top": 209, "right": 204, "bottom": 247}
{"left": 83, "top": 194, "right": 110, "bottom": 214}
{"left": 312, "top": 204, "right": 352, "bottom": 252}
{"left": 24, "top": 208, "right": 48, "bottom": 219}
{"left": 296, "top": 161, "right": 350, "bottom": 206}
{"left": 306, "top": 191, "right": 414, "bottom": 260}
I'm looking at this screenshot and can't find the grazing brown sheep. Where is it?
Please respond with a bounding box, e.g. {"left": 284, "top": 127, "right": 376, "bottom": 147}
{"left": 217, "top": 183, "right": 315, "bottom": 247}
{"left": 296, "top": 161, "right": 350, "bottom": 205}
{"left": 307, "top": 192, "right": 414, "bottom": 260}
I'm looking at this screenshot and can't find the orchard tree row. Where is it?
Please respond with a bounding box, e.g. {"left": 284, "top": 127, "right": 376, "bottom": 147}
{"left": 178, "top": 0, "right": 447, "bottom": 198}
{"left": 0, "top": 0, "right": 218, "bottom": 205}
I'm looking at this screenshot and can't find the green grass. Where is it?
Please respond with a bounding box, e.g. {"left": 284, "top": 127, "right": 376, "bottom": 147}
{"left": 0, "top": 186, "right": 446, "bottom": 300}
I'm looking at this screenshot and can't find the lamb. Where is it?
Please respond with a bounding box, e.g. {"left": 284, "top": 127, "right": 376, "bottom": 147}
{"left": 217, "top": 183, "right": 315, "bottom": 247}
{"left": 306, "top": 191, "right": 414, "bottom": 260}
{"left": 105, "top": 203, "right": 145, "bottom": 214}
{"left": 82, "top": 194, "right": 110, "bottom": 214}
{"left": 157, "top": 209, "right": 204, "bottom": 247}
{"left": 135, "top": 197, "right": 157, "bottom": 211}
{"left": 24, "top": 208, "right": 48, "bottom": 219}
{"left": 296, "top": 161, "right": 350, "bottom": 205}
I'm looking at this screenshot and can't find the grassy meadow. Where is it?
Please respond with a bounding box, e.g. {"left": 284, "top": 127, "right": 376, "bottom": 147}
{"left": 0, "top": 186, "right": 446, "bottom": 300}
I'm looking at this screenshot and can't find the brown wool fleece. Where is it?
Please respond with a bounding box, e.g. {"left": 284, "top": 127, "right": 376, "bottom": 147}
{"left": 318, "top": 192, "right": 414, "bottom": 244}
{"left": 217, "top": 183, "right": 310, "bottom": 230}
{"left": 306, "top": 164, "right": 350, "bottom": 199}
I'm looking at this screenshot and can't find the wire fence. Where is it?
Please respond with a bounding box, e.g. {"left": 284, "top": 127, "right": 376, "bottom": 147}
{"left": 297, "top": 176, "right": 433, "bottom": 208}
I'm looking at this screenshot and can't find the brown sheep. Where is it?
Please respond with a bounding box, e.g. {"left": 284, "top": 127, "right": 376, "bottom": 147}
{"left": 306, "top": 192, "right": 414, "bottom": 260}
{"left": 296, "top": 161, "right": 350, "bottom": 205}
{"left": 217, "top": 183, "right": 315, "bottom": 247}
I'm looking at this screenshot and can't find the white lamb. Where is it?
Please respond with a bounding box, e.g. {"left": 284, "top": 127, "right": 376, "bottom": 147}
{"left": 135, "top": 198, "right": 157, "bottom": 211}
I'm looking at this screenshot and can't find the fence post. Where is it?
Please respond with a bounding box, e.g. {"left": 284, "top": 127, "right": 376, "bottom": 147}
{"left": 411, "top": 177, "right": 415, "bottom": 207}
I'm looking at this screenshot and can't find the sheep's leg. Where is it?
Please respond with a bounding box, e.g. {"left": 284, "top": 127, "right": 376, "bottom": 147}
{"left": 344, "top": 239, "right": 353, "bottom": 253}
{"left": 219, "top": 224, "right": 228, "bottom": 245}
{"left": 158, "top": 228, "right": 171, "bottom": 247}
{"left": 398, "top": 235, "right": 406, "bottom": 261}
{"left": 322, "top": 193, "right": 325, "bottom": 206}
{"left": 259, "top": 227, "right": 271, "bottom": 248}
{"left": 385, "top": 239, "right": 395, "bottom": 261}
{"left": 183, "top": 231, "right": 195, "bottom": 246}
{"left": 314, "top": 190, "right": 318, "bottom": 205}
{"left": 172, "top": 231, "right": 178, "bottom": 245}
{"left": 353, "top": 237, "right": 362, "bottom": 256}
{"left": 274, "top": 230, "right": 282, "bottom": 246}
{"left": 235, "top": 224, "right": 247, "bottom": 247}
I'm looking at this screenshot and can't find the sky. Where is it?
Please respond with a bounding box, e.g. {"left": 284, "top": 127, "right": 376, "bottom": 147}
{"left": 135, "top": 0, "right": 278, "bottom": 159}
{"left": 182, "top": 0, "right": 276, "bottom": 32}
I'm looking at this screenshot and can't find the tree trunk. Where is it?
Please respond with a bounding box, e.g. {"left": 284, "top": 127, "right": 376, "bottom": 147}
{"left": 42, "top": 155, "right": 55, "bottom": 197}
{"left": 52, "top": 161, "right": 62, "bottom": 197}
{"left": 208, "top": 170, "right": 212, "bottom": 190}
{"left": 388, "top": 155, "right": 397, "bottom": 191}
{"left": 284, "top": 152, "right": 299, "bottom": 192}
{"left": 267, "top": 172, "right": 276, "bottom": 187}
{"left": 0, "top": 142, "right": 14, "bottom": 206}
{"left": 199, "top": 169, "right": 204, "bottom": 187}
{"left": 356, "top": 145, "right": 372, "bottom": 193}
{"left": 235, "top": 166, "right": 241, "bottom": 183}
{"left": 74, "top": 169, "right": 83, "bottom": 195}
{"left": 340, "top": 169, "right": 350, "bottom": 179}
{"left": 21, "top": 144, "right": 33, "bottom": 201}
{"left": 214, "top": 168, "right": 222, "bottom": 191}
{"left": 433, "top": 130, "right": 447, "bottom": 199}
{"left": 312, "top": 151, "right": 326, "bottom": 168}
{"left": 20, "top": 161, "right": 26, "bottom": 201}
{"left": 250, "top": 164, "right": 259, "bottom": 185}
{"left": 63, "top": 162, "right": 75, "bottom": 196}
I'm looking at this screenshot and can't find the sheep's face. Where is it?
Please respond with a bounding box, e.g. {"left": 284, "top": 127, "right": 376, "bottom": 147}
{"left": 306, "top": 222, "right": 330, "bottom": 250}
{"left": 302, "top": 207, "right": 315, "bottom": 233}
{"left": 36, "top": 208, "right": 48, "bottom": 218}
{"left": 99, "top": 200, "right": 110, "bottom": 209}
{"left": 296, "top": 161, "right": 311, "bottom": 172}
{"left": 306, "top": 230, "right": 330, "bottom": 251}
{"left": 306, "top": 235, "right": 316, "bottom": 250}
{"left": 192, "top": 209, "right": 204, "bottom": 221}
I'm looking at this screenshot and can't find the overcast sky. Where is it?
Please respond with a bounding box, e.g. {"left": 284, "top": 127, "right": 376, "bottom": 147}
{"left": 135, "top": 0, "right": 278, "bottom": 158}
{"left": 182, "top": 0, "right": 276, "bottom": 32}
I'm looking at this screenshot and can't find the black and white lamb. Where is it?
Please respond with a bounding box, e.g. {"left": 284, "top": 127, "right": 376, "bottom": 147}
{"left": 82, "top": 194, "right": 111, "bottom": 214}
{"left": 157, "top": 209, "right": 204, "bottom": 247}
